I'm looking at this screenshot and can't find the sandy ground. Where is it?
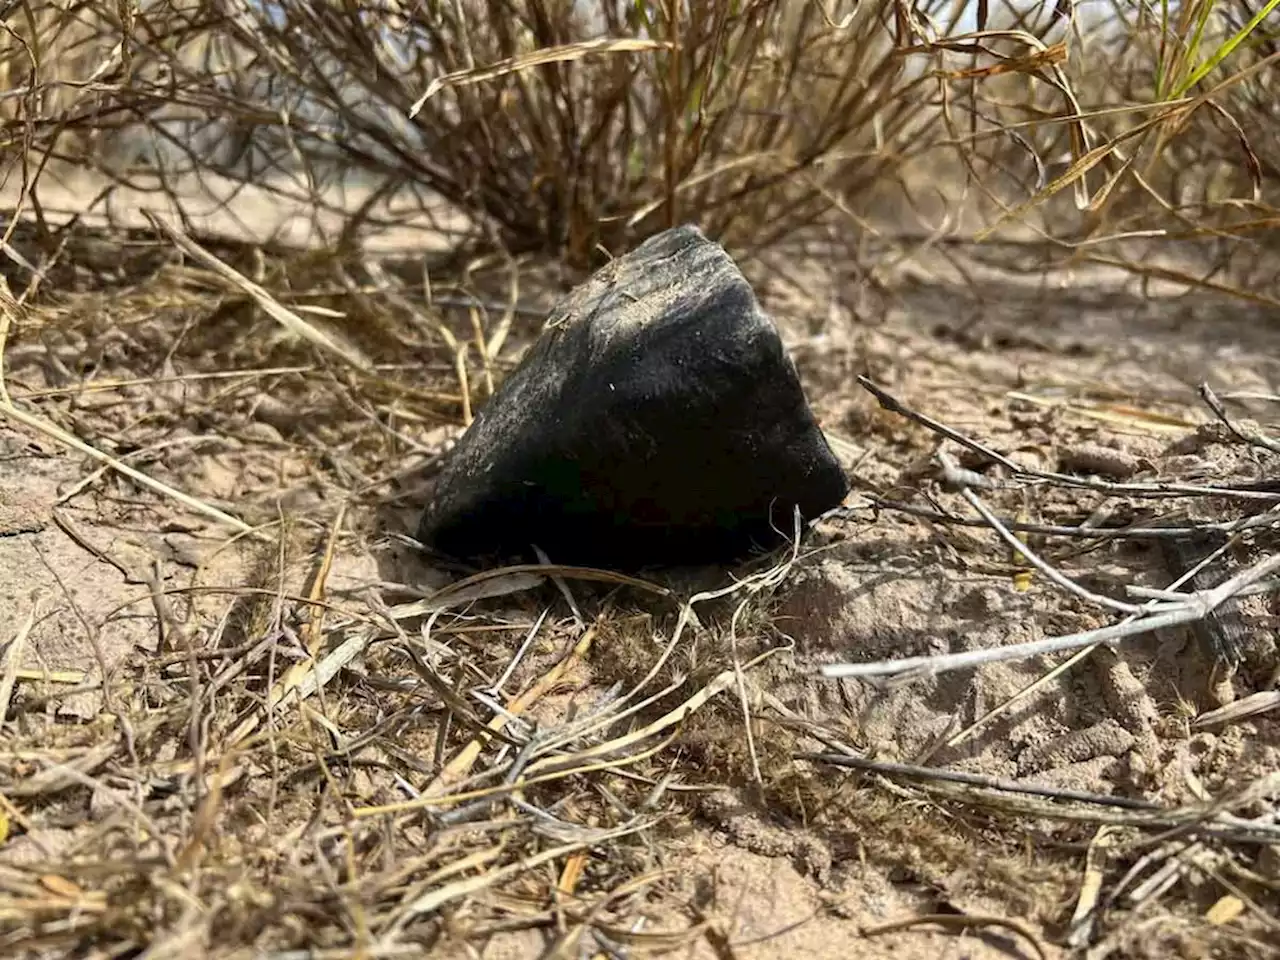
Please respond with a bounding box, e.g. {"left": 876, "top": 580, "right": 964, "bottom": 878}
{"left": 1, "top": 182, "right": 1278, "bottom": 958}
{"left": 1, "top": 165, "right": 472, "bottom": 256}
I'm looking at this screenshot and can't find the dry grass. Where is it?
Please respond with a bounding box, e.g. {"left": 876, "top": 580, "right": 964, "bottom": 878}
{"left": 6, "top": 0, "right": 966, "bottom": 267}
{"left": 2, "top": 1, "right": 1280, "bottom": 957}
{"left": 3, "top": 1, "right": 1272, "bottom": 275}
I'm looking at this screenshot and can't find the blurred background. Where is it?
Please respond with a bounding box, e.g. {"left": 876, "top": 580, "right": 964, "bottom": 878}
{"left": 3, "top": 0, "right": 1276, "bottom": 288}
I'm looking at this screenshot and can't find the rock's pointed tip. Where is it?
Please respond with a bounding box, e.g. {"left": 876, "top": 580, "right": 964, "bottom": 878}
{"left": 635, "top": 222, "right": 718, "bottom": 258}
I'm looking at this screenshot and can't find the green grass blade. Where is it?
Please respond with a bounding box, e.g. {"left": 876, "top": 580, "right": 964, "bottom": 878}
{"left": 1175, "top": 0, "right": 1280, "bottom": 96}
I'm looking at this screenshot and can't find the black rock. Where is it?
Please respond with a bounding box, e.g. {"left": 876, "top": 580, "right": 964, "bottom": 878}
{"left": 415, "top": 224, "right": 849, "bottom": 569}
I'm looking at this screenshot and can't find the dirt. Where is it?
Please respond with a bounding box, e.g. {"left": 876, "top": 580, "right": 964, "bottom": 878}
{"left": 1, "top": 184, "right": 1278, "bottom": 958}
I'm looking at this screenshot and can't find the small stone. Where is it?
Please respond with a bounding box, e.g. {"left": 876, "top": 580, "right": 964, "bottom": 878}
{"left": 253, "top": 396, "right": 303, "bottom": 435}
{"left": 1258, "top": 843, "right": 1280, "bottom": 880}
{"left": 415, "top": 225, "right": 849, "bottom": 569}
{"left": 1017, "top": 718, "right": 1136, "bottom": 775}
{"left": 241, "top": 421, "right": 284, "bottom": 445}
{"left": 1058, "top": 443, "right": 1141, "bottom": 480}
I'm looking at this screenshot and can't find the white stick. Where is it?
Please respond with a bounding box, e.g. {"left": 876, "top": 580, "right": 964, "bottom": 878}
{"left": 820, "top": 550, "right": 1280, "bottom": 680}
